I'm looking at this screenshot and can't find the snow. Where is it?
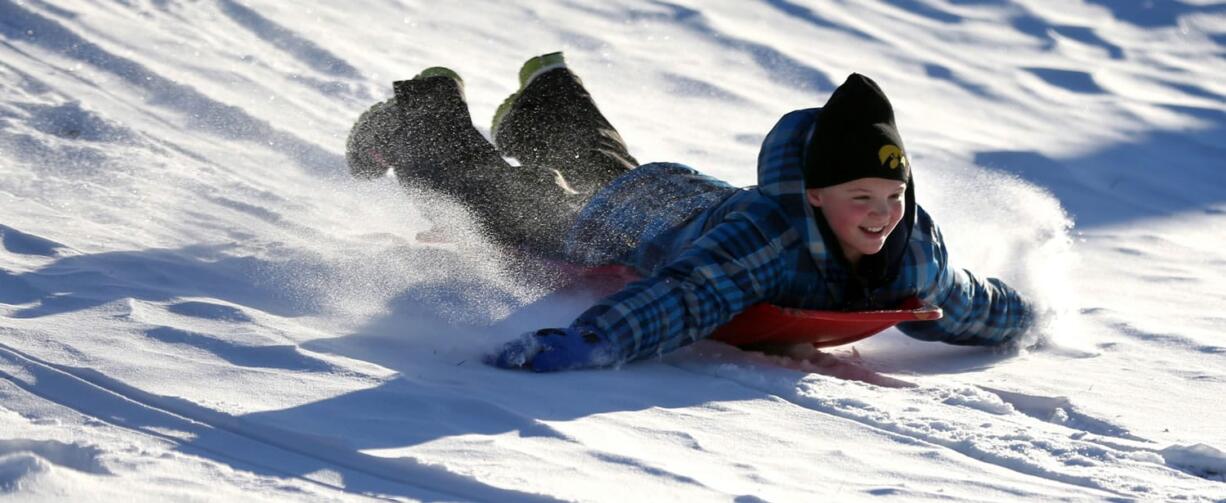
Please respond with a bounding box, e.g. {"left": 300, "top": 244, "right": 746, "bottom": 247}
{"left": 0, "top": 0, "right": 1224, "bottom": 500}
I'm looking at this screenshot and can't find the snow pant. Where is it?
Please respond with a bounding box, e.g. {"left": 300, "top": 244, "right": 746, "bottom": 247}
{"left": 389, "top": 68, "right": 637, "bottom": 258}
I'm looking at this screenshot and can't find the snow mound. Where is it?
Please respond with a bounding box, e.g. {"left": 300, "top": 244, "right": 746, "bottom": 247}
{"left": 0, "top": 439, "right": 111, "bottom": 494}
{"left": 1162, "top": 444, "right": 1226, "bottom": 482}
{"left": 0, "top": 452, "right": 49, "bottom": 493}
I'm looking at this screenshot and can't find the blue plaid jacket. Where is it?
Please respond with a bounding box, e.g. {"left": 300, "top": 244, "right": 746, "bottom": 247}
{"left": 562, "top": 108, "right": 1034, "bottom": 363}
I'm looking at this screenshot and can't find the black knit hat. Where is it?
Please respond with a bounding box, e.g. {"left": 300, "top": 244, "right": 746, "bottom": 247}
{"left": 805, "top": 73, "right": 911, "bottom": 188}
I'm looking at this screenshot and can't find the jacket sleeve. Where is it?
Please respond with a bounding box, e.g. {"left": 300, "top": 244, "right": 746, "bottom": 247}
{"left": 897, "top": 212, "right": 1035, "bottom": 346}
{"left": 569, "top": 212, "right": 789, "bottom": 364}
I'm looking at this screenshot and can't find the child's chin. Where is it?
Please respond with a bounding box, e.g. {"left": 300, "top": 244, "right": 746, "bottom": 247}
{"left": 857, "top": 242, "right": 888, "bottom": 256}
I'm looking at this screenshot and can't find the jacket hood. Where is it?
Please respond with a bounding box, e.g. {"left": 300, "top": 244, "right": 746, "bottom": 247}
{"left": 756, "top": 108, "right": 917, "bottom": 289}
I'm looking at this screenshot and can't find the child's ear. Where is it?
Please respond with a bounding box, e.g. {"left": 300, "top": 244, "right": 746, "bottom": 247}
{"left": 805, "top": 188, "right": 823, "bottom": 207}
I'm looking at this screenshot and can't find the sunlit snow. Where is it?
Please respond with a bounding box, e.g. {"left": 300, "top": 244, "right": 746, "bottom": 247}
{"left": 1, "top": 0, "right": 1224, "bottom": 500}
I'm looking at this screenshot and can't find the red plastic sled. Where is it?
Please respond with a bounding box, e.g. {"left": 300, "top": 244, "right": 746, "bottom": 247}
{"left": 710, "top": 296, "right": 942, "bottom": 348}
{"left": 575, "top": 265, "right": 942, "bottom": 348}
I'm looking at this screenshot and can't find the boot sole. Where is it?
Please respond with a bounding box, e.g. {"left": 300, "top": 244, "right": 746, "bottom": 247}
{"left": 491, "top": 52, "right": 567, "bottom": 138}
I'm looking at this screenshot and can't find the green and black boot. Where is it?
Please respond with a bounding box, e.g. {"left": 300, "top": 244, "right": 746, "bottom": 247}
{"left": 388, "top": 67, "right": 510, "bottom": 198}
{"left": 491, "top": 52, "right": 637, "bottom": 195}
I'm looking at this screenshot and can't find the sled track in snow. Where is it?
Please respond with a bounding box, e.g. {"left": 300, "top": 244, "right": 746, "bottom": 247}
{"left": 0, "top": 342, "right": 560, "bottom": 502}
{"left": 669, "top": 357, "right": 1220, "bottom": 501}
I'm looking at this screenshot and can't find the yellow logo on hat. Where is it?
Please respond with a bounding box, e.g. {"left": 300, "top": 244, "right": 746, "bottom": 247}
{"left": 878, "top": 144, "right": 908, "bottom": 170}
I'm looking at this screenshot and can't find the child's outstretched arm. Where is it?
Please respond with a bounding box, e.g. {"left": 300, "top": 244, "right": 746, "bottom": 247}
{"left": 897, "top": 209, "right": 1036, "bottom": 346}
{"left": 490, "top": 211, "right": 791, "bottom": 371}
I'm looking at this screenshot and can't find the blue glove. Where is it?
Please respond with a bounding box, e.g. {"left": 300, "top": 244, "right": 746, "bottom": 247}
{"left": 487, "top": 326, "right": 616, "bottom": 372}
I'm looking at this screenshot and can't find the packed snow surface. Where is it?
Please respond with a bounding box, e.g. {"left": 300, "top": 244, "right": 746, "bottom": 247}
{"left": 1, "top": 0, "right": 1225, "bottom": 501}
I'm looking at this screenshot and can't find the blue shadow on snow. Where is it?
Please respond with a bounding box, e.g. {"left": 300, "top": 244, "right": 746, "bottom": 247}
{"left": 975, "top": 104, "right": 1226, "bottom": 228}
{"left": 0, "top": 243, "right": 320, "bottom": 319}
{"left": 0, "top": 0, "right": 345, "bottom": 176}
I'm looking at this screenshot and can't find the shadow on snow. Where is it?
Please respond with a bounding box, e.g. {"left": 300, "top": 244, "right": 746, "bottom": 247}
{"left": 976, "top": 105, "right": 1226, "bottom": 228}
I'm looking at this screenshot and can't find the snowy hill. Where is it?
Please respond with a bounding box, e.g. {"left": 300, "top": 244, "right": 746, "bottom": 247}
{"left": 2, "top": 0, "right": 1225, "bottom": 500}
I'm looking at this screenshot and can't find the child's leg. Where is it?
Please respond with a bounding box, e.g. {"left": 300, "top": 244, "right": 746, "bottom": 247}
{"left": 492, "top": 53, "right": 638, "bottom": 196}
{"left": 360, "top": 68, "right": 580, "bottom": 255}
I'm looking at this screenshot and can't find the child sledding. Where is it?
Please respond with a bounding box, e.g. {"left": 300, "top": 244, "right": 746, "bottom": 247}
{"left": 345, "top": 52, "right": 1036, "bottom": 372}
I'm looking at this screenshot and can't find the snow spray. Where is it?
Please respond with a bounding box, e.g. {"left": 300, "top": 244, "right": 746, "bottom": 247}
{"left": 263, "top": 178, "right": 559, "bottom": 356}
{"left": 916, "top": 152, "right": 1078, "bottom": 348}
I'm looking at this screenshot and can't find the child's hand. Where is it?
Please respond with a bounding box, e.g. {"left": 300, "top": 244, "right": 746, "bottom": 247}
{"left": 486, "top": 327, "right": 615, "bottom": 372}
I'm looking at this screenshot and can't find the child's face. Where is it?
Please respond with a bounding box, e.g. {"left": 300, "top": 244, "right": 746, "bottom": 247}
{"left": 806, "top": 178, "right": 907, "bottom": 265}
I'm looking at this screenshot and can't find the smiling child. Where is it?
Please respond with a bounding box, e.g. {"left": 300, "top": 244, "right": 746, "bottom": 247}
{"left": 345, "top": 53, "right": 1037, "bottom": 372}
